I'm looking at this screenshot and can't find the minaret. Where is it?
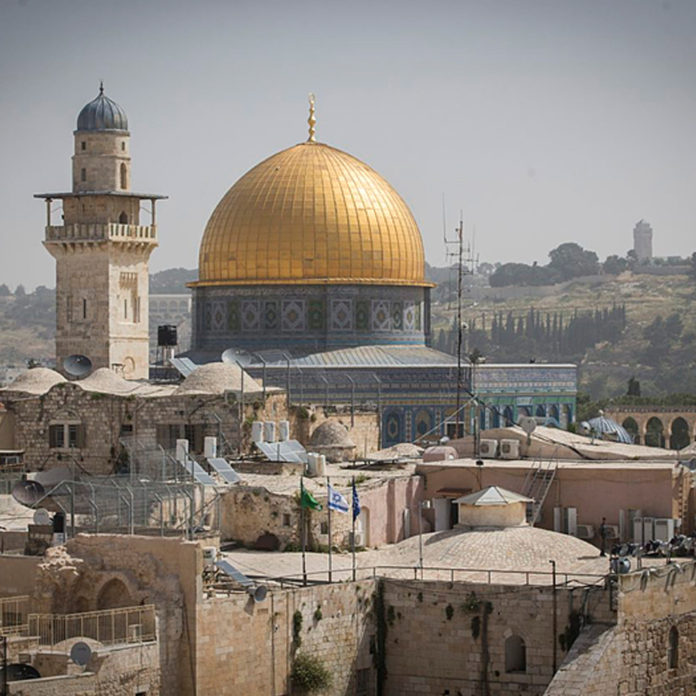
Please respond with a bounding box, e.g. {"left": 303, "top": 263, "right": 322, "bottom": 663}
{"left": 36, "top": 84, "right": 166, "bottom": 379}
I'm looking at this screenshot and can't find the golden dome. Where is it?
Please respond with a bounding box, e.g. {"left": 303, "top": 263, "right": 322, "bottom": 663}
{"left": 194, "top": 142, "right": 429, "bottom": 287}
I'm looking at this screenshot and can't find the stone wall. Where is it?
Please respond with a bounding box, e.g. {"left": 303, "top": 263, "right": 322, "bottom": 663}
{"left": 8, "top": 642, "right": 161, "bottom": 696}
{"left": 194, "top": 580, "right": 376, "bottom": 696}
{"left": 545, "top": 560, "right": 696, "bottom": 695}
{"left": 381, "top": 578, "right": 614, "bottom": 696}
{"left": 219, "top": 472, "right": 422, "bottom": 551}
{"left": 28, "top": 534, "right": 200, "bottom": 696}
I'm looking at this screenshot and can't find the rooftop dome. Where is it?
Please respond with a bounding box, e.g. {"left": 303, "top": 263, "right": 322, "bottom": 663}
{"left": 194, "top": 141, "right": 428, "bottom": 287}
{"left": 175, "top": 362, "right": 261, "bottom": 395}
{"left": 364, "top": 526, "right": 608, "bottom": 577}
{"left": 1, "top": 368, "right": 66, "bottom": 395}
{"left": 581, "top": 415, "right": 633, "bottom": 444}
{"left": 76, "top": 83, "right": 128, "bottom": 132}
{"left": 310, "top": 420, "right": 355, "bottom": 448}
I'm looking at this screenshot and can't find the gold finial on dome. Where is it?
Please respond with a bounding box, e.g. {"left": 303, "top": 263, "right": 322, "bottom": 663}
{"left": 307, "top": 93, "right": 316, "bottom": 143}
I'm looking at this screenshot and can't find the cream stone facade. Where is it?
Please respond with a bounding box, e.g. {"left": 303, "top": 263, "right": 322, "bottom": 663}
{"left": 36, "top": 86, "right": 165, "bottom": 380}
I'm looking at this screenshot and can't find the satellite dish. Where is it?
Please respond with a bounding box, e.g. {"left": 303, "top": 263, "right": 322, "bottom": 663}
{"left": 248, "top": 585, "right": 268, "bottom": 603}
{"left": 70, "top": 641, "right": 92, "bottom": 667}
{"left": 64, "top": 354, "right": 92, "bottom": 378}
{"left": 11, "top": 479, "right": 46, "bottom": 507}
{"left": 519, "top": 416, "right": 537, "bottom": 435}
{"left": 0, "top": 664, "right": 41, "bottom": 681}
{"left": 221, "top": 348, "right": 250, "bottom": 365}
{"left": 33, "top": 508, "right": 51, "bottom": 525}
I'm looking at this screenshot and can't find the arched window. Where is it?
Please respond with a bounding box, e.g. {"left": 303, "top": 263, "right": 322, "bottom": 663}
{"left": 645, "top": 417, "right": 665, "bottom": 448}
{"left": 505, "top": 635, "right": 526, "bottom": 672}
{"left": 120, "top": 163, "right": 128, "bottom": 189}
{"left": 535, "top": 405, "right": 546, "bottom": 418}
{"left": 670, "top": 418, "right": 690, "bottom": 450}
{"left": 668, "top": 626, "right": 679, "bottom": 669}
{"left": 118, "top": 211, "right": 128, "bottom": 224}
{"left": 622, "top": 417, "right": 639, "bottom": 444}
{"left": 97, "top": 578, "right": 132, "bottom": 610}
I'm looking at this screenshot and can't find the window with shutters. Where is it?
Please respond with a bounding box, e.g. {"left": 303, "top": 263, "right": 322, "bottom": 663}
{"left": 48, "top": 422, "right": 86, "bottom": 449}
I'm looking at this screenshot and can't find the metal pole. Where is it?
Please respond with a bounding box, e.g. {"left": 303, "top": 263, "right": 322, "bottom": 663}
{"left": 351, "top": 477, "right": 356, "bottom": 582}
{"left": 346, "top": 375, "right": 355, "bottom": 428}
{"left": 326, "top": 476, "right": 332, "bottom": 583}
{"left": 301, "top": 478, "right": 307, "bottom": 586}
{"left": 455, "top": 219, "right": 463, "bottom": 438}
{"left": 418, "top": 502, "right": 424, "bottom": 580}
{"left": 550, "top": 559, "right": 557, "bottom": 673}
{"left": 2, "top": 635, "right": 7, "bottom": 696}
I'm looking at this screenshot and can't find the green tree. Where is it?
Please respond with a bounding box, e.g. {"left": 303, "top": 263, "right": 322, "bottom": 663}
{"left": 548, "top": 242, "right": 600, "bottom": 279}
{"left": 603, "top": 255, "right": 628, "bottom": 275}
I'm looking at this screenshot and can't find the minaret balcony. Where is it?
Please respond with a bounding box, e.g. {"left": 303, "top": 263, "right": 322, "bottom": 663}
{"left": 45, "top": 223, "right": 157, "bottom": 244}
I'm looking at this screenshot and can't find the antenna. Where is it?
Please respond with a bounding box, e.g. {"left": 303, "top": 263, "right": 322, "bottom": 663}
{"left": 63, "top": 354, "right": 92, "bottom": 378}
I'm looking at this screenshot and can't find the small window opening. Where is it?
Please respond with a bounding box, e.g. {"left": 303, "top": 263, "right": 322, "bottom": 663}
{"left": 282, "top": 513, "right": 291, "bottom": 527}
{"left": 320, "top": 521, "right": 329, "bottom": 535}
{"left": 121, "top": 142, "right": 126, "bottom": 151}
{"left": 668, "top": 626, "right": 679, "bottom": 669}
{"left": 118, "top": 211, "right": 128, "bottom": 224}
{"left": 81, "top": 141, "right": 86, "bottom": 151}
{"left": 120, "top": 162, "right": 127, "bottom": 189}
{"left": 505, "top": 635, "right": 526, "bottom": 673}
{"left": 81, "top": 168, "right": 86, "bottom": 182}
{"left": 82, "top": 298, "right": 87, "bottom": 319}
{"left": 124, "top": 299, "right": 128, "bottom": 319}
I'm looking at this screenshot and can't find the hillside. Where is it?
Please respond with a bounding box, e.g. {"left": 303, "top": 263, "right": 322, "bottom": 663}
{"left": 2, "top": 269, "right": 695, "bottom": 401}
{"left": 431, "top": 271, "right": 696, "bottom": 398}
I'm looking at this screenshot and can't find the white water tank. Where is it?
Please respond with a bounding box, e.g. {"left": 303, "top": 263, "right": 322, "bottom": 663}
{"left": 316, "top": 454, "right": 327, "bottom": 477}
{"left": 251, "top": 421, "right": 264, "bottom": 444}
{"left": 643, "top": 517, "right": 655, "bottom": 542}
{"left": 204, "top": 437, "right": 218, "bottom": 458}
{"left": 264, "top": 421, "right": 276, "bottom": 442}
{"left": 633, "top": 517, "right": 643, "bottom": 544}
{"left": 175, "top": 439, "right": 189, "bottom": 463}
{"left": 278, "top": 420, "right": 290, "bottom": 442}
{"left": 306, "top": 453, "right": 318, "bottom": 477}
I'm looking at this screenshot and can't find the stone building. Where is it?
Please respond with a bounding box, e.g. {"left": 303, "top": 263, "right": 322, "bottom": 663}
{"left": 35, "top": 85, "right": 166, "bottom": 379}
{"left": 0, "top": 364, "right": 280, "bottom": 476}
{"left": 633, "top": 219, "right": 653, "bottom": 262}
{"left": 2, "top": 525, "right": 695, "bottom": 695}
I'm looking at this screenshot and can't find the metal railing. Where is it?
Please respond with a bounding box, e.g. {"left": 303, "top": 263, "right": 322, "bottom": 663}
{"left": 28, "top": 604, "right": 156, "bottom": 647}
{"left": 228, "top": 565, "right": 607, "bottom": 590}
{"left": 45, "top": 223, "right": 156, "bottom": 242}
{"left": 0, "top": 595, "right": 30, "bottom": 637}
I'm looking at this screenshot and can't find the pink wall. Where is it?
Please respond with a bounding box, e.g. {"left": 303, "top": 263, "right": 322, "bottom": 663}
{"left": 360, "top": 476, "right": 424, "bottom": 546}
{"left": 419, "top": 463, "right": 683, "bottom": 536}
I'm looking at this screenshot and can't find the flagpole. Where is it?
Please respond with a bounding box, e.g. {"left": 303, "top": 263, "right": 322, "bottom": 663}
{"left": 351, "top": 477, "right": 356, "bottom": 582}
{"left": 326, "top": 476, "right": 332, "bottom": 583}
{"left": 301, "top": 477, "right": 307, "bottom": 587}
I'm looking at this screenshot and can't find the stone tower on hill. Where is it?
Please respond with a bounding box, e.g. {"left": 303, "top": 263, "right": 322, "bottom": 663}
{"left": 633, "top": 219, "right": 653, "bottom": 262}
{"left": 36, "top": 84, "right": 166, "bottom": 379}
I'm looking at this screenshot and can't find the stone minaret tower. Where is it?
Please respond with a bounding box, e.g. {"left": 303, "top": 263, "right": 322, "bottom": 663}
{"left": 36, "top": 84, "right": 166, "bottom": 379}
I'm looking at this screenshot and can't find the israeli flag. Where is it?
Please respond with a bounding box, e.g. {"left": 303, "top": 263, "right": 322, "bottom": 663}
{"left": 327, "top": 484, "right": 349, "bottom": 514}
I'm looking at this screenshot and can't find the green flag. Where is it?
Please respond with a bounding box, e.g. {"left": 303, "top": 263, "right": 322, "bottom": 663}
{"left": 300, "top": 479, "right": 322, "bottom": 511}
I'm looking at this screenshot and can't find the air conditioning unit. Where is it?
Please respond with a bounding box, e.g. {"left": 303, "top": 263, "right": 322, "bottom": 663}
{"left": 350, "top": 531, "right": 364, "bottom": 547}
{"left": 633, "top": 517, "right": 643, "bottom": 544}
{"left": 604, "top": 525, "right": 620, "bottom": 539}
{"left": 577, "top": 524, "right": 595, "bottom": 540}
{"left": 654, "top": 518, "right": 676, "bottom": 542}
{"left": 479, "top": 439, "right": 498, "bottom": 458}
{"left": 499, "top": 439, "right": 520, "bottom": 459}
{"left": 643, "top": 517, "right": 655, "bottom": 542}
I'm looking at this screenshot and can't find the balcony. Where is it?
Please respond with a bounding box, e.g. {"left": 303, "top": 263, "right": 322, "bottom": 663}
{"left": 45, "top": 223, "right": 157, "bottom": 244}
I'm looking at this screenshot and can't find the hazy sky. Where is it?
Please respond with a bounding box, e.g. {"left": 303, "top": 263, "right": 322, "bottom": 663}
{"left": 1, "top": 0, "right": 695, "bottom": 290}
